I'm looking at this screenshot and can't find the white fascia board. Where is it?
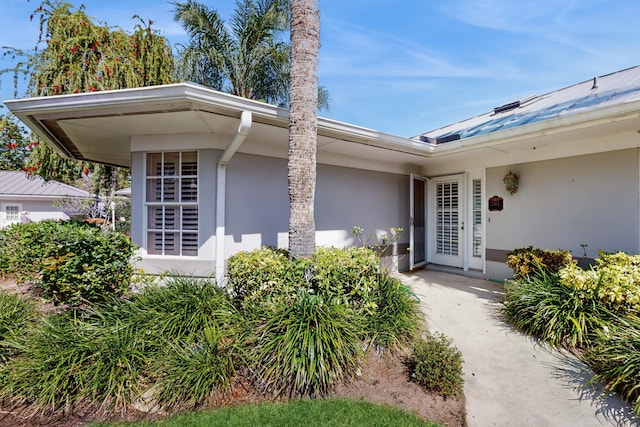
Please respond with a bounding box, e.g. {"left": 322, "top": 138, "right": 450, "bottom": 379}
{"left": 434, "top": 99, "right": 640, "bottom": 155}
{"left": 318, "top": 118, "right": 435, "bottom": 157}
{"left": 4, "top": 83, "right": 248, "bottom": 116}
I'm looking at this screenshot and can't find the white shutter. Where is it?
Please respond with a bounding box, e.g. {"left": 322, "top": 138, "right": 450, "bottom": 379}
{"left": 145, "top": 151, "right": 199, "bottom": 256}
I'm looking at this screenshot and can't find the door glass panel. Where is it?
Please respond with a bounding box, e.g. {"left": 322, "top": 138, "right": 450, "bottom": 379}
{"left": 472, "top": 179, "right": 482, "bottom": 258}
{"left": 436, "top": 180, "right": 459, "bottom": 256}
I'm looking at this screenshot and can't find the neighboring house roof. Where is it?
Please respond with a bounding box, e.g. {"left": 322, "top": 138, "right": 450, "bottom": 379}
{"left": 0, "top": 170, "right": 90, "bottom": 199}
{"left": 418, "top": 65, "right": 640, "bottom": 143}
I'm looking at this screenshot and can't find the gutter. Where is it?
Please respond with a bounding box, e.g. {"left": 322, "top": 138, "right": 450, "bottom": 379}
{"left": 215, "top": 111, "right": 252, "bottom": 283}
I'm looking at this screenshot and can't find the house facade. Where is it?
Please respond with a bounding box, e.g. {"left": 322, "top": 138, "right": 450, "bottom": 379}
{"left": 0, "top": 170, "right": 91, "bottom": 228}
{"left": 7, "top": 66, "right": 640, "bottom": 280}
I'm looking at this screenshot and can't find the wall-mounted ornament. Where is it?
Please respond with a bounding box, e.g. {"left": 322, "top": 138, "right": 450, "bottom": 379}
{"left": 489, "top": 195, "right": 503, "bottom": 211}
{"left": 503, "top": 171, "right": 519, "bottom": 195}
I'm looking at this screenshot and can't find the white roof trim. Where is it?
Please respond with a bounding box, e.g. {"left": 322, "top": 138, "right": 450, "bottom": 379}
{"left": 5, "top": 83, "right": 435, "bottom": 162}
{"left": 6, "top": 81, "right": 640, "bottom": 169}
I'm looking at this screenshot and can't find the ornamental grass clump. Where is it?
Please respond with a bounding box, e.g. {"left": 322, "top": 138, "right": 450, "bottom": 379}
{"left": 249, "top": 291, "right": 363, "bottom": 397}
{"left": 363, "top": 273, "right": 421, "bottom": 348}
{"left": 124, "top": 274, "right": 236, "bottom": 345}
{"left": 154, "top": 326, "right": 235, "bottom": 410}
{"left": 130, "top": 275, "right": 238, "bottom": 409}
{"left": 101, "top": 275, "right": 237, "bottom": 409}
{"left": 0, "top": 275, "right": 238, "bottom": 413}
{"left": 0, "top": 290, "right": 37, "bottom": 362}
{"left": 409, "top": 333, "right": 464, "bottom": 398}
{"left": 584, "top": 313, "right": 640, "bottom": 416}
{"left": 0, "top": 308, "right": 149, "bottom": 412}
{"left": 503, "top": 268, "right": 611, "bottom": 348}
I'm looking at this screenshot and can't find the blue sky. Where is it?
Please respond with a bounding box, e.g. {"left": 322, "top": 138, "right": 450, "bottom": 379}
{"left": 2, "top": 0, "right": 640, "bottom": 137}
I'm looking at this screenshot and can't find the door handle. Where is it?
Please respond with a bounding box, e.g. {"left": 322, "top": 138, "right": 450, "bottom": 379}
{"left": 461, "top": 221, "right": 464, "bottom": 230}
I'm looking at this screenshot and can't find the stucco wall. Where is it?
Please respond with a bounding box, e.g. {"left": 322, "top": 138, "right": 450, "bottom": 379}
{"left": 225, "top": 152, "right": 410, "bottom": 261}
{"left": 131, "top": 145, "right": 410, "bottom": 275}
{"left": 485, "top": 148, "right": 640, "bottom": 280}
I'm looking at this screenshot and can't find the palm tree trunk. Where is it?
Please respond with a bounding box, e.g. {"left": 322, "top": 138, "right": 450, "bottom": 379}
{"left": 288, "top": 0, "right": 319, "bottom": 259}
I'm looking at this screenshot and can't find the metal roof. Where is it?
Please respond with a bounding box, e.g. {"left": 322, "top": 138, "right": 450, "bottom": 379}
{"left": 0, "top": 170, "right": 91, "bottom": 198}
{"left": 417, "top": 65, "right": 640, "bottom": 143}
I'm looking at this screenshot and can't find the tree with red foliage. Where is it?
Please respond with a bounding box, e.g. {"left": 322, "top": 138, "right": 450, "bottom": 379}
{"left": 2, "top": 0, "right": 174, "bottom": 193}
{"left": 0, "top": 114, "right": 32, "bottom": 172}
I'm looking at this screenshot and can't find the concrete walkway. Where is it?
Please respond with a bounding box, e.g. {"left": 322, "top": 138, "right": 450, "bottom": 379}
{"left": 401, "top": 269, "right": 638, "bottom": 427}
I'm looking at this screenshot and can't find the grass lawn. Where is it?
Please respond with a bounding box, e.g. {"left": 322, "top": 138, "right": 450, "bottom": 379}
{"left": 94, "top": 398, "right": 440, "bottom": 427}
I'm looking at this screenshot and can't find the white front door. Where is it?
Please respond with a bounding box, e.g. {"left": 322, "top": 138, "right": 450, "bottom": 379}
{"left": 429, "top": 175, "right": 464, "bottom": 268}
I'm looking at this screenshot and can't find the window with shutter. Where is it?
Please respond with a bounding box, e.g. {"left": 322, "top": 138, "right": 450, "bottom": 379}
{"left": 145, "top": 151, "right": 198, "bottom": 256}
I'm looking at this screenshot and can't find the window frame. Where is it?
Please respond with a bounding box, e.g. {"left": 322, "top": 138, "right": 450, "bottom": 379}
{"left": 2, "top": 203, "right": 22, "bottom": 228}
{"left": 144, "top": 151, "right": 199, "bottom": 257}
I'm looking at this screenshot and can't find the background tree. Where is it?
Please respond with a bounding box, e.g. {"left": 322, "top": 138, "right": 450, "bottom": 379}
{"left": 287, "top": 0, "right": 319, "bottom": 259}
{"left": 0, "top": 114, "right": 32, "bottom": 171}
{"left": 1, "top": 0, "right": 174, "bottom": 193}
{"left": 173, "top": 0, "right": 328, "bottom": 109}
{"left": 173, "top": 0, "right": 290, "bottom": 105}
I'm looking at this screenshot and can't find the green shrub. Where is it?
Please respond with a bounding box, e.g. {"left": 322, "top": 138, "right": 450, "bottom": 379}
{"left": 506, "top": 246, "right": 575, "bottom": 279}
{"left": 409, "top": 333, "right": 464, "bottom": 398}
{"left": 0, "top": 290, "right": 37, "bottom": 362}
{"left": 363, "top": 274, "right": 420, "bottom": 348}
{"left": 249, "top": 291, "right": 363, "bottom": 397}
{"left": 38, "top": 224, "right": 134, "bottom": 305}
{"left": 0, "top": 220, "right": 64, "bottom": 281}
{"left": 114, "top": 219, "right": 131, "bottom": 236}
{"left": 313, "top": 246, "right": 381, "bottom": 313}
{"left": 227, "top": 246, "right": 383, "bottom": 314}
{"left": 0, "top": 220, "right": 134, "bottom": 306}
{"left": 559, "top": 252, "right": 640, "bottom": 313}
{"left": 226, "top": 248, "right": 309, "bottom": 312}
{"left": 503, "top": 268, "right": 612, "bottom": 348}
{"left": 584, "top": 314, "right": 640, "bottom": 416}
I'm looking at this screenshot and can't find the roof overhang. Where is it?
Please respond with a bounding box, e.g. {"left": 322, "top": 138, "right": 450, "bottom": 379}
{"left": 423, "top": 99, "right": 640, "bottom": 175}
{"left": 5, "top": 83, "right": 435, "bottom": 173}
{"left": 7, "top": 83, "right": 640, "bottom": 176}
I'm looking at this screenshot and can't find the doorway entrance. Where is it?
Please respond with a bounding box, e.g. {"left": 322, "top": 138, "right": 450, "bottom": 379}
{"left": 409, "top": 175, "right": 427, "bottom": 270}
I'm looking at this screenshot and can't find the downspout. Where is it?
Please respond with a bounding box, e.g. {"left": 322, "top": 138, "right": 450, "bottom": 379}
{"left": 216, "top": 111, "right": 252, "bottom": 283}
